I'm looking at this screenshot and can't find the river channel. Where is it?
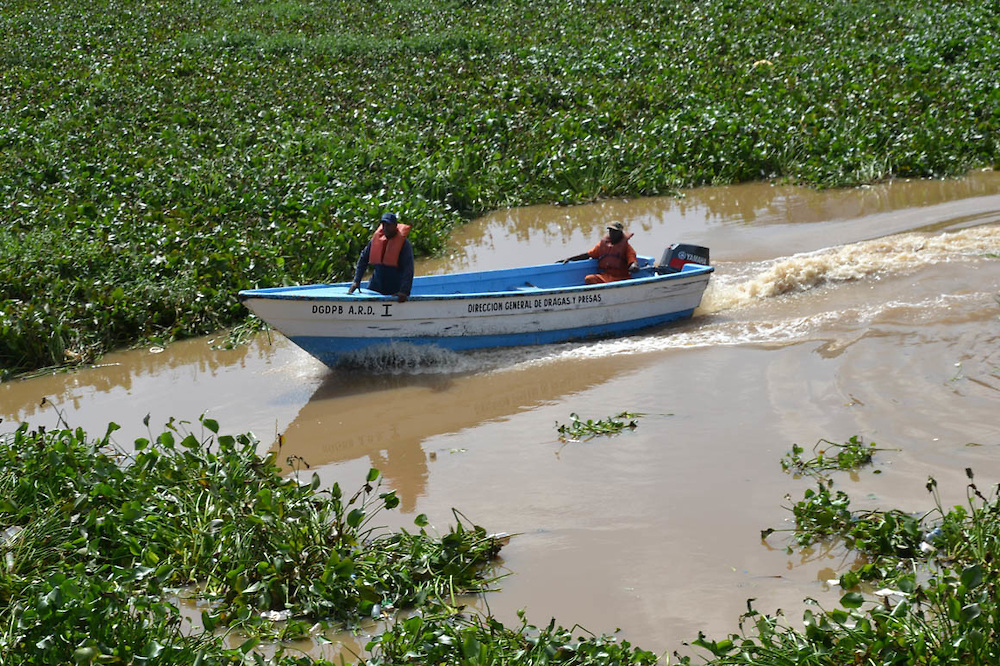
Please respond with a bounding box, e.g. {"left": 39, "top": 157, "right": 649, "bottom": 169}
{"left": 3, "top": 172, "right": 1000, "bottom": 659}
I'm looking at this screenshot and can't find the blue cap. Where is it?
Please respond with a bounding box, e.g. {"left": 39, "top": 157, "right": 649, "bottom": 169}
{"left": 381, "top": 212, "right": 398, "bottom": 225}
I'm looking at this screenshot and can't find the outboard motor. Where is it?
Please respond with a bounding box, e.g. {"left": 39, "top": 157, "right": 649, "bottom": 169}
{"left": 654, "top": 244, "right": 711, "bottom": 274}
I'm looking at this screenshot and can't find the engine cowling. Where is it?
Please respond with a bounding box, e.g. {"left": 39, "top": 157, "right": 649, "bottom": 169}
{"left": 655, "top": 244, "right": 711, "bottom": 274}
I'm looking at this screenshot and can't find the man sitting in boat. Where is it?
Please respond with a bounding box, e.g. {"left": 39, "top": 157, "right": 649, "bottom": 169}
{"left": 348, "top": 212, "right": 414, "bottom": 302}
{"left": 560, "top": 221, "right": 639, "bottom": 284}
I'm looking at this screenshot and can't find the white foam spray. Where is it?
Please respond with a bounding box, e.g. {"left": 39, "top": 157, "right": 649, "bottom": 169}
{"left": 335, "top": 225, "right": 1000, "bottom": 374}
{"left": 701, "top": 225, "right": 1000, "bottom": 313}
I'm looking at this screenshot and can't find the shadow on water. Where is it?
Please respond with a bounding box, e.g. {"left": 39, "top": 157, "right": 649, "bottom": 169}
{"left": 269, "top": 339, "right": 657, "bottom": 511}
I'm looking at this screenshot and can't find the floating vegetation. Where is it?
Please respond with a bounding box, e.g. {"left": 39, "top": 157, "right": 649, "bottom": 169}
{"left": 3, "top": 0, "right": 1000, "bottom": 375}
{"left": 367, "top": 609, "right": 658, "bottom": 665}
{"left": 0, "top": 418, "right": 508, "bottom": 663}
{"left": 7, "top": 418, "right": 1000, "bottom": 664}
{"left": 1, "top": 417, "right": 663, "bottom": 665}
{"left": 556, "top": 412, "right": 641, "bottom": 441}
{"left": 723, "top": 459, "right": 1000, "bottom": 665}
{"left": 210, "top": 315, "right": 270, "bottom": 351}
{"left": 780, "top": 435, "right": 891, "bottom": 477}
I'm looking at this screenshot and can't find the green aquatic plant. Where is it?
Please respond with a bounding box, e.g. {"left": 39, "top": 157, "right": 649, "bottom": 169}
{"left": 1, "top": 417, "right": 669, "bottom": 664}
{"left": 211, "top": 315, "right": 270, "bottom": 351}
{"left": 780, "top": 435, "right": 889, "bottom": 477}
{"left": 367, "top": 609, "right": 659, "bottom": 666}
{"left": 4, "top": 0, "right": 1000, "bottom": 375}
{"left": 768, "top": 438, "right": 919, "bottom": 552}
{"left": 715, "top": 456, "right": 1000, "bottom": 666}
{"left": 556, "top": 412, "right": 641, "bottom": 441}
{"left": 0, "top": 418, "right": 507, "bottom": 663}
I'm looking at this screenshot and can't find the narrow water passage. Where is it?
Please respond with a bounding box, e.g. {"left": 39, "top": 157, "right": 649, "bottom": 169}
{"left": 3, "top": 172, "right": 1000, "bottom": 658}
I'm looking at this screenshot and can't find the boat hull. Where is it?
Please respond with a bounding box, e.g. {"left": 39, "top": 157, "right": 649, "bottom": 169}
{"left": 238, "top": 258, "right": 713, "bottom": 367}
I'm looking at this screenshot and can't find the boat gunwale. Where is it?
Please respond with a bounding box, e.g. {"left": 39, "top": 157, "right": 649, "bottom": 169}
{"left": 237, "top": 262, "right": 714, "bottom": 303}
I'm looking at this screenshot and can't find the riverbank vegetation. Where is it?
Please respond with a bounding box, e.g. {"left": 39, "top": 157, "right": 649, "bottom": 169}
{"left": 4, "top": 421, "right": 1000, "bottom": 664}
{"left": 1, "top": 419, "right": 660, "bottom": 665}
{"left": 0, "top": 418, "right": 505, "bottom": 662}
{"left": 2, "top": 0, "right": 999, "bottom": 375}
{"left": 679, "top": 443, "right": 1000, "bottom": 665}
{"left": 7, "top": 419, "right": 1000, "bottom": 666}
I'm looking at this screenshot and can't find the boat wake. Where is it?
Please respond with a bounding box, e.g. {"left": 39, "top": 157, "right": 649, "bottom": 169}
{"left": 334, "top": 342, "right": 477, "bottom": 375}
{"left": 324, "top": 225, "right": 1000, "bottom": 375}
{"left": 701, "top": 224, "right": 1000, "bottom": 313}
{"left": 542, "top": 291, "right": 990, "bottom": 359}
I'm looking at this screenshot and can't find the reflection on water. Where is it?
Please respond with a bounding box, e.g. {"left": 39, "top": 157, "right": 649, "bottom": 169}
{"left": 273, "top": 353, "right": 649, "bottom": 512}
{"left": 423, "top": 170, "right": 1000, "bottom": 271}
{"left": 0, "top": 333, "right": 326, "bottom": 448}
{"left": 1, "top": 335, "right": 278, "bottom": 423}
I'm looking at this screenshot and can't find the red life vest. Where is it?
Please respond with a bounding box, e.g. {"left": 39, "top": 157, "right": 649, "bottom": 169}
{"left": 370, "top": 223, "right": 411, "bottom": 267}
{"left": 590, "top": 232, "right": 635, "bottom": 277}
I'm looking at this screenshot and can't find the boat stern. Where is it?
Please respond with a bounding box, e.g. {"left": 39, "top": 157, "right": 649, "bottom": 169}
{"left": 655, "top": 244, "right": 711, "bottom": 274}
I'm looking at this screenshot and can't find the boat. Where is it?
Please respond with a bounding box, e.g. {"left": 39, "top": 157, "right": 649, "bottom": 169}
{"left": 237, "top": 244, "right": 713, "bottom": 368}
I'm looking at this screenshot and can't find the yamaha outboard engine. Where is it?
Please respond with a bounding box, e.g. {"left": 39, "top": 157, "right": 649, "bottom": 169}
{"left": 654, "top": 244, "right": 711, "bottom": 274}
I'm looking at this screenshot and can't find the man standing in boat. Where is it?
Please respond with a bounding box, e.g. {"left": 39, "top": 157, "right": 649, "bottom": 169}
{"left": 348, "top": 212, "right": 414, "bottom": 302}
{"left": 560, "top": 221, "right": 639, "bottom": 284}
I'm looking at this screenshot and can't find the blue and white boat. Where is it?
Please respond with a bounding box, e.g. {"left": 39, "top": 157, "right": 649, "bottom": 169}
{"left": 237, "top": 244, "right": 713, "bottom": 368}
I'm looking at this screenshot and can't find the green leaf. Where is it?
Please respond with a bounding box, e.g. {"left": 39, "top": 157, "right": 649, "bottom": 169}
{"left": 961, "top": 603, "right": 982, "bottom": 622}
{"left": 72, "top": 646, "right": 99, "bottom": 664}
{"left": 142, "top": 641, "right": 164, "bottom": 658}
{"left": 960, "top": 564, "right": 983, "bottom": 590}
{"left": 238, "top": 637, "right": 261, "bottom": 654}
{"left": 840, "top": 592, "right": 865, "bottom": 609}
{"left": 347, "top": 508, "right": 365, "bottom": 528}
{"left": 121, "top": 501, "right": 142, "bottom": 522}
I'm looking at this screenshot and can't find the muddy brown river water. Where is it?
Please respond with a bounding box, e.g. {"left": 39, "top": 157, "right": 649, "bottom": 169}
{"left": 3, "top": 172, "right": 1000, "bottom": 660}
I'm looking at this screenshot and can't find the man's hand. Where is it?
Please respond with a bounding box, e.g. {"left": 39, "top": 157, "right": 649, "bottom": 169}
{"left": 628, "top": 262, "right": 639, "bottom": 273}
{"left": 397, "top": 292, "right": 408, "bottom": 303}
{"left": 347, "top": 282, "right": 360, "bottom": 294}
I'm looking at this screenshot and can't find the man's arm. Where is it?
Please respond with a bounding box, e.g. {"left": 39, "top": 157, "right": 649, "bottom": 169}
{"left": 348, "top": 242, "right": 372, "bottom": 293}
{"left": 397, "top": 241, "right": 415, "bottom": 301}
{"left": 353, "top": 243, "right": 372, "bottom": 283}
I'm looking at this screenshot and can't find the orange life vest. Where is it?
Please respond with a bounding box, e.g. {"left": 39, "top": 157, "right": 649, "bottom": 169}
{"left": 590, "top": 232, "right": 635, "bottom": 277}
{"left": 370, "top": 223, "right": 412, "bottom": 267}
